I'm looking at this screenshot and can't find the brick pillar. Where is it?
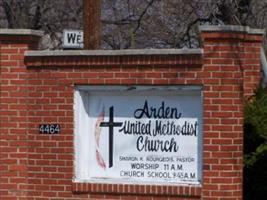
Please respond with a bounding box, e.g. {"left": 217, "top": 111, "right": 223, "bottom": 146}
{"left": 0, "top": 29, "right": 43, "bottom": 200}
{"left": 200, "top": 26, "right": 264, "bottom": 200}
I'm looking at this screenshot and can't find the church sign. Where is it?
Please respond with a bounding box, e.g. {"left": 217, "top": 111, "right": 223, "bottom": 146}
{"left": 74, "top": 86, "right": 202, "bottom": 185}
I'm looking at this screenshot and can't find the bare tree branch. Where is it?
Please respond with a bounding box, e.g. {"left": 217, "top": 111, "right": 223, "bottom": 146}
{"left": 2, "top": 0, "right": 14, "bottom": 28}
{"left": 0, "top": 0, "right": 266, "bottom": 49}
{"left": 132, "top": 0, "right": 156, "bottom": 34}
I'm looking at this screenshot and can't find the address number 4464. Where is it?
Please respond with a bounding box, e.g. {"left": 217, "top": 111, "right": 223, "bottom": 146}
{"left": 39, "top": 124, "right": 60, "bottom": 134}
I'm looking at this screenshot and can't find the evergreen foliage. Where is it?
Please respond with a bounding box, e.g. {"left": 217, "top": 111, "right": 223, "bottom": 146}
{"left": 244, "top": 86, "right": 267, "bottom": 199}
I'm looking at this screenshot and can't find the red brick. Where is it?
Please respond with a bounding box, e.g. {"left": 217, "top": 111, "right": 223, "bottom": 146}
{"left": 1, "top": 27, "right": 263, "bottom": 200}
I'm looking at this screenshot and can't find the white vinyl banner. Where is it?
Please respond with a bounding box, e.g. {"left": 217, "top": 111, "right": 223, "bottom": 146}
{"left": 74, "top": 86, "right": 202, "bottom": 185}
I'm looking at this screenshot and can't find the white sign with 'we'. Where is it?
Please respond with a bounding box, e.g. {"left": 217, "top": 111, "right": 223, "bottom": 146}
{"left": 63, "top": 30, "right": 84, "bottom": 49}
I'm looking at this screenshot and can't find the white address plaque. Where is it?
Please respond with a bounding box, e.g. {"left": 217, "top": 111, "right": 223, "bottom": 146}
{"left": 74, "top": 86, "right": 202, "bottom": 185}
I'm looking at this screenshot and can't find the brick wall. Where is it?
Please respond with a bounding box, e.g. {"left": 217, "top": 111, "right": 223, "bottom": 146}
{"left": 200, "top": 27, "right": 263, "bottom": 200}
{"left": 0, "top": 31, "right": 42, "bottom": 200}
{"left": 0, "top": 26, "right": 264, "bottom": 200}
